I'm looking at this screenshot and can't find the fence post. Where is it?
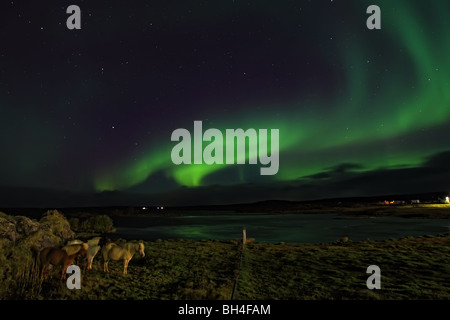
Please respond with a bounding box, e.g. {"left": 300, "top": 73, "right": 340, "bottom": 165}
{"left": 232, "top": 228, "right": 247, "bottom": 300}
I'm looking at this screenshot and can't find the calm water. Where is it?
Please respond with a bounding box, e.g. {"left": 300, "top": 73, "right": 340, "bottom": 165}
{"left": 112, "top": 213, "right": 450, "bottom": 244}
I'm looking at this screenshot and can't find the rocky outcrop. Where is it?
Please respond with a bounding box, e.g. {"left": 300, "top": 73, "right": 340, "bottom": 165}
{"left": 0, "top": 210, "right": 75, "bottom": 251}
{"left": 39, "top": 210, "right": 75, "bottom": 243}
{"left": 14, "top": 216, "right": 40, "bottom": 236}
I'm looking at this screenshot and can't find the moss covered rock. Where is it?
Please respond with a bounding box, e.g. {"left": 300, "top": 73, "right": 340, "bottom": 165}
{"left": 0, "top": 216, "right": 17, "bottom": 242}
{"left": 14, "top": 216, "right": 40, "bottom": 237}
{"left": 0, "top": 210, "right": 75, "bottom": 252}
{"left": 39, "top": 210, "right": 75, "bottom": 242}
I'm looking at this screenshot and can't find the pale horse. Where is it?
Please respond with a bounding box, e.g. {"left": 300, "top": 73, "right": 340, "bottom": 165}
{"left": 102, "top": 242, "right": 145, "bottom": 275}
{"left": 65, "top": 236, "right": 109, "bottom": 270}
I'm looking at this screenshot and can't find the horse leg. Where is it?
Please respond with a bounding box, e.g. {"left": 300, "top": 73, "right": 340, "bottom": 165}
{"left": 123, "top": 259, "right": 127, "bottom": 275}
{"left": 124, "top": 258, "right": 131, "bottom": 275}
{"left": 89, "top": 248, "right": 99, "bottom": 271}
{"left": 61, "top": 264, "right": 67, "bottom": 280}
{"left": 41, "top": 263, "right": 48, "bottom": 280}
{"left": 39, "top": 251, "right": 48, "bottom": 280}
{"left": 63, "top": 254, "right": 77, "bottom": 280}
{"left": 62, "top": 259, "right": 73, "bottom": 280}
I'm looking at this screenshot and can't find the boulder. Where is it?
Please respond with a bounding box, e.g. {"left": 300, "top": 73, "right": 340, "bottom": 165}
{"left": 0, "top": 210, "right": 74, "bottom": 250}
{"left": 14, "top": 216, "right": 40, "bottom": 236}
{"left": 23, "top": 229, "right": 62, "bottom": 252}
{"left": 39, "top": 209, "right": 75, "bottom": 242}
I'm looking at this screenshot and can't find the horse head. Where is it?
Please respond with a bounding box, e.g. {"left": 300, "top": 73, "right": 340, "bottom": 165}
{"left": 79, "top": 243, "right": 88, "bottom": 257}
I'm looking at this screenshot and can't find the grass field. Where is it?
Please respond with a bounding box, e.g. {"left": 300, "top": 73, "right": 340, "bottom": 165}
{"left": 236, "top": 235, "right": 450, "bottom": 299}
{"left": 6, "top": 234, "right": 449, "bottom": 300}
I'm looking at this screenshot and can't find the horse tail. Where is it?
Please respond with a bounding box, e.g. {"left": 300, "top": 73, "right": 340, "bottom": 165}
{"left": 30, "top": 245, "right": 41, "bottom": 270}
{"left": 99, "top": 236, "right": 109, "bottom": 248}
{"left": 102, "top": 242, "right": 116, "bottom": 260}
{"left": 30, "top": 245, "right": 39, "bottom": 260}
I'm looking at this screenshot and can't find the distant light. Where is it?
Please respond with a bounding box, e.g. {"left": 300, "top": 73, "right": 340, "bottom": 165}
{"left": 142, "top": 207, "right": 147, "bottom": 210}
{"left": 161, "top": 206, "right": 164, "bottom": 210}
{"left": 446, "top": 197, "right": 449, "bottom": 203}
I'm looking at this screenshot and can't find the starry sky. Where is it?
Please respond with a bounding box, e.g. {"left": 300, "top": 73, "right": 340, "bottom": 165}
{"left": 1, "top": 0, "right": 450, "bottom": 206}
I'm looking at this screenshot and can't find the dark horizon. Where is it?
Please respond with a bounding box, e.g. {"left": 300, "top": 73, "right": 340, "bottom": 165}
{"left": 0, "top": 185, "right": 447, "bottom": 210}
{"left": 2, "top": 148, "right": 450, "bottom": 208}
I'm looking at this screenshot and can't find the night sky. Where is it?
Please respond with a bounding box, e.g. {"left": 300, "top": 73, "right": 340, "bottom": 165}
{"left": 1, "top": 0, "right": 450, "bottom": 207}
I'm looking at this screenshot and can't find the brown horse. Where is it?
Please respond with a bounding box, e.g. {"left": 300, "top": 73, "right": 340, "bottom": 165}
{"left": 102, "top": 242, "right": 145, "bottom": 275}
{"left": 40, "top": 243, "right": 88, "bottom": 280}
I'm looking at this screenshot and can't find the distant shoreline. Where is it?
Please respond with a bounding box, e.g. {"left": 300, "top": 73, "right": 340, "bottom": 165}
{"left": 2, "top": 203, "right": 450, "bottom": 220}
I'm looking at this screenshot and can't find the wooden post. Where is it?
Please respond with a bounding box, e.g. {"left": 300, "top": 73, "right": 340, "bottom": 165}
{"left": 242, "top": 228, "right": 246, "bottom": 249}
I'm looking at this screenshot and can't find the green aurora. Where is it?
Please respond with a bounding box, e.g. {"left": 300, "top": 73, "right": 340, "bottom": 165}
{"left": 94, "top": 1, "right": 450, "bottom": 192}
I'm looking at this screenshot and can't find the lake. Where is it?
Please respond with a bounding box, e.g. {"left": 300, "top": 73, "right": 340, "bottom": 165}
{"left": 112, "top": 213, "right": 450, "bottom": 244}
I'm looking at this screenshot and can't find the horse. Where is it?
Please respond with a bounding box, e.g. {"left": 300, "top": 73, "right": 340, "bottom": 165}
{"left": 39, "top": 243, "right": 88, "bottom": 280}
{"left": 65, "top": 237, "right": 109, "bottom": 270}
{"left": 86, "top": 237, "right": 109, "bottom": 270}
{"left": 102, "top": 242, "right": 145, "bottom": 275}
{"left": 85, "top": 245, "right": 101, "bottom": 270}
